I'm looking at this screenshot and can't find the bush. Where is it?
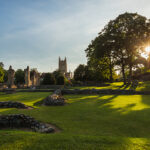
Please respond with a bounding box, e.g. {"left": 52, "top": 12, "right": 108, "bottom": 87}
{"left": 0, "top": 67, "right": 4, "bottom": 83}
{"left": 53, "top": 70, "right": 65, "bottom": 85}
{"left": 15, "top": 69, "right": 25, "bottom": 85}
{"left": 65, "top": 78, "right": 72, "bottom": 86}
{"left": 42, "top": 73, "right": 56, "bottom": 85}
{"left": 56, "top": 75, "right": 65, "bottom": 85}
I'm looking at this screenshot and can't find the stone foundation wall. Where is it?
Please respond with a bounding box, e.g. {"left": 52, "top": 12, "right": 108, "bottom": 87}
{"left": 0, "top": 114, "right": 54, "bottom": 133}
{"left": 61, "top": 89, "right": 150, "bottom": 95}
{"left": 0, "top": 101, "right": 29, "bottom": 109}
{"left": 1, "top": 88, "right": 150, "bottom": 95}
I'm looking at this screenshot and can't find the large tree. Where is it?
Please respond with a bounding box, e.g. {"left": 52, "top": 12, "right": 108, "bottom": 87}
{"left": 74, "top": 63, "right": 109, "bottom": 82}
{"left": 3, "top": 69, "right": 8, "bottom": 83}
{"left": 42, "top": 73, "right": 56, "bottom": 85}
{"left": 86, "top": 12, "right": 150, "bottom": 84}
{"left": 74, "top": 64, "right": 86, "bottom": 82}
{"left": 0, "top": 62, "right": 4, "bottom": 68}
{"left": 103, "top": 13, "right": 150, "bottom": 83}
{"left": 53, "top": 70, "right": 65, "bottom": 85}
{"left": 0, "top": 62, "right": 4, "bottom": 83}
{"left": 15, "top": 69, "right": 25, "bottom": 85}
{"left": 0, "top": 66, "right": 4, "bottom": 83}
{"left": 86, "top": 34, "right": 115, "bottom": 82}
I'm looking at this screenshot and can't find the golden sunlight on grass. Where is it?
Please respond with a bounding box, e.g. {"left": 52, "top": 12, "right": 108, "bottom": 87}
{"left": 105, "top": 95, "right": 150, "bottom": 114}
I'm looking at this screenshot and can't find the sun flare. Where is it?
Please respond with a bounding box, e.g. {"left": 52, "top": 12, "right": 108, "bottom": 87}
{"left": 145, "top": 46, "right": 150, "bottom": 53}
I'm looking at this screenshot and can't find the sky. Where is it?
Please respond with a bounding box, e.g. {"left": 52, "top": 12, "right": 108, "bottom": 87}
{"left": 0, "top": 0, "right": 150, "bottom": 73}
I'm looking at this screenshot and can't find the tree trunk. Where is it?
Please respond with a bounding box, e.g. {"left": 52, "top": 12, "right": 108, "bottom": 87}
{"left": 121, "top": 63, "right": 126, "bottom": 85}
{"left": 109, "top": 56, "right": 113, "bottom": 83}
{"left": 109, "top": 64, "right": 113, "bottom": 83}
{"left": 121, "top": 53, "right": 126, "bottom": 85}
{"left": 128, "top": 64, "right": 132, "bottom": 84}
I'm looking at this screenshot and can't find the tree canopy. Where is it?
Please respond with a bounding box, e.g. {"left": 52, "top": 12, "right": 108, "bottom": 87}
{"left": 53, "top": 70, "right": 65, "bottom": 85}
{"left": 15, "top": 69, "right": 25, "bottom": 85}
{"left": 85, "top": 12, "right": 150, "bottom": 84}
{"left": 42, "top": 73, "right": 56, "bottom": 85}
{"left": 0, "top": 67, "right": 4, "bottom": 83}
{"left": 0, "top": 62, "right": 5, "bottom": 83}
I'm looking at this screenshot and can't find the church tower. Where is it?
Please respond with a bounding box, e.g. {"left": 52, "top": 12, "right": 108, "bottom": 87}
{"left": 59, "top": 57, "right": 67, "bottom": 74}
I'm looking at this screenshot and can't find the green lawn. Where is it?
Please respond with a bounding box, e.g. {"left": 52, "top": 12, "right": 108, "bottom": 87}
{"left": 69, "top": 82, "right": 132, "bottom": 90}
{"left": 136, "top": 81, "right": 150, "bottom": 91}
{"left": 70, "top": 81, "right": 150, "bottom": 92}
{"left": 0, "top": 92, "right": 150, "bottom": 149}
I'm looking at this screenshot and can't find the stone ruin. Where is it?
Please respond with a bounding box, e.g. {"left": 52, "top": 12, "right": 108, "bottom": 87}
{"left": 4, "top": 65, "right": 40, "bottom": 88}
{"left": 24, "top": 66, "right": 31, "bottom": 87}
{"left": 7, "top": 66, "right": 15, "bottom": 88}
{"left": 0, "top": 114, "right": 54, "bottom": 133}
{"left": 31, "top": 69, "right": 40, "bottom": 86}
{"left": 43, "top": 89, "right": 66, "bottom": 106}
{"left": 24, "top": 66, "right": 40, "bottom": 87}
{"left": 0, "top": 101, "right": 30, "bottom": 109}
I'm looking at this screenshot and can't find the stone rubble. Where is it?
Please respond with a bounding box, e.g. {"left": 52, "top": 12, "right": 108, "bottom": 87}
{"left": 43, "top": 89, "right": 66, "bottom": 106}
{"left": 0, "top": 101, "right": 29, "bottom": 109}
{"left": 61, "top": 89, "right": 136, "bottom": 95}
{"left": 0, "top": 114, "right": 54, "bottom": 133}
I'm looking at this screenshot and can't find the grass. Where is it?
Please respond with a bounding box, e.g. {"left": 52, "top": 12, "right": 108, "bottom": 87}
{"left": 69, "top": 82, "right": 132, "bottom": 90}
{"left": 70, "top": 81, "right": 150, "bottom": 92}
{"left": 10, "top": 81, "right": 150, "bottom": 92}
{"left": 0, "top": 92, "right": 150, "bottom": 149}
{"left": 136, "top": 81, "right": 150, "bottom": 91}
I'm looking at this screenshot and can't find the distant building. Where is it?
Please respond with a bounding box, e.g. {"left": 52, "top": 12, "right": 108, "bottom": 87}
{"left": 59, "top": 57, "right": 67, "bottom": 74}
{"left": 58, "top": 57, "right": 73, "bottom": 79}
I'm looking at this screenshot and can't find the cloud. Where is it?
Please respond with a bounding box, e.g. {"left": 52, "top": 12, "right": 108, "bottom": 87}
{"left": 1, "top": 0, "right": 150, "bottom": 72}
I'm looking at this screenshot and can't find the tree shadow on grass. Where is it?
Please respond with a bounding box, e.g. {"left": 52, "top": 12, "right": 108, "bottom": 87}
{"left": 140, "top": 95, "right": 150, "bottom": 106}
{"left": 64, "top": 94, "right": 150, "bottom": 138}
{"left": 39, "top": 94, "right": 150, "bottom": 149}
{"left": 136, "top": 81, "right": 150, "bottom": 92}
{"left": 1, "top": 94, "right": 150, "bottom": 149}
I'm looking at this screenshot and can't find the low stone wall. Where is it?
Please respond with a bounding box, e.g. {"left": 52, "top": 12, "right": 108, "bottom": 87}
{"left": 1, "top": 88, "right": 150, "bottom": 95}
{"left": 61, "top": 89, "right": 136, "bottom": 95}
{"left": 0, "top": 101, "right": 30, "bottom": 109}
{"left": 0, "top": 114, "right": 54, "bottom": 133}
{"left": 61, "top": 89, "right": 150, "bottom": 95}
{"left": 1, "top": 89, "right": 16, "bottom": 94}
{"left": 17, "top": 89, "right": 54, "bottom": 92}
{"left": 36, "top": 85, "right": 64, "bottom": 89}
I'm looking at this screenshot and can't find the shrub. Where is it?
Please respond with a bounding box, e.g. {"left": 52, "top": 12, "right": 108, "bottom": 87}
{"left": 42, "top": 73, "right": 56, "bottom": 85}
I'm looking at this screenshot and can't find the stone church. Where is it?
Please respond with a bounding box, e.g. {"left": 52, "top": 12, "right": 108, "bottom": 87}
{"left": 58, "top": 57, "right": 72, "bottom": 79}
